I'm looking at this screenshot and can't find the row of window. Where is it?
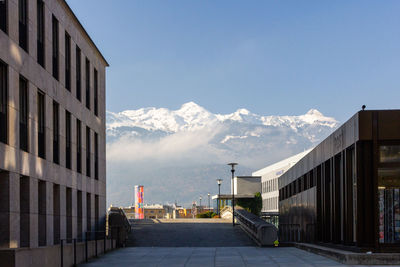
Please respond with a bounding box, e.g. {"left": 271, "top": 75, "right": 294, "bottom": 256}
{"left": 16, "top": 174, "right": 100, "bottom": 247}
{"left": 0, "top": 60, "right": 99, "bottom": 179}
{"left": 262, "top": 178, "right": 278, "bottom": 194}
{"left": 0, "top": 0, "right": 99, "bottom": 116}
{"left": 263, "top": 197, "right": 278, "bottom": 211}
{"left": 279, "top": 168, "right": 316, "bottom": 201}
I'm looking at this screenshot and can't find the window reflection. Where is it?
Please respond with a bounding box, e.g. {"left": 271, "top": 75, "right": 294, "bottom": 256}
{"left": 380, "top": 145, "right": 400, "bottom": 163}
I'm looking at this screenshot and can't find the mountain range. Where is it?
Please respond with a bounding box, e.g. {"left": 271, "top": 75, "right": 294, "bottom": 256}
{"left": 106, "top": 102, "right": 339, "bottom": 207}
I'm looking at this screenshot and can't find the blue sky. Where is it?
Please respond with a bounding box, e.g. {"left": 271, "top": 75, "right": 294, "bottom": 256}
{"left": 67, "top": 0, "right": 400, "bottom": 122}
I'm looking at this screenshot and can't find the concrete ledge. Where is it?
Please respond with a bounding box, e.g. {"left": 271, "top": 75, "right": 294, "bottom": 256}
{"left": 294, "top": 243, "right": 400, "bottom": 265}
{"left": 0, "top": 239, "right": 117, "bottom": 267}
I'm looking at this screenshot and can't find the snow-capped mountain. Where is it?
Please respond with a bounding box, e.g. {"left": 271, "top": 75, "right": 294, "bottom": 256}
{"left": 106, "top": 102, "right": 339, "bottom": 207}
{"left": 107, "top": 101, "right": 337, "bottom": 141}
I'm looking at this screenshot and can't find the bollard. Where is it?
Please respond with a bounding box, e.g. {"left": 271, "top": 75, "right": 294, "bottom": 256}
{"left": 95, "top": 232, "right": 98, "bottom": 257}
{"left": 73, "top": 239, "right": 77, "bottom": 266}
{"left": 60, "top": 239, "right": 64, "bottom": 267}
{"left": 85, "top": 233, "right": 88, "bottom": 262}
{"left": 104, "top": 235, "right": 106, "bottom": 254}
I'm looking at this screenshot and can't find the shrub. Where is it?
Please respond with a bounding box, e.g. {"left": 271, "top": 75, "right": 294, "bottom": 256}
{"left": 196, "top": 211, "right": 216, "bottom": 218}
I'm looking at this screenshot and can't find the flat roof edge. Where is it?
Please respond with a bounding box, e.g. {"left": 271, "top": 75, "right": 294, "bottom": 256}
{"left": 61, "top": 0, "right": 109, "bottom": 67}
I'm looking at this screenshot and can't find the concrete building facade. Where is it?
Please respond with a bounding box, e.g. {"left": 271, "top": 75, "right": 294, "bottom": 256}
{"left": 0, "top": 0, "right": 108, "bottom": 264}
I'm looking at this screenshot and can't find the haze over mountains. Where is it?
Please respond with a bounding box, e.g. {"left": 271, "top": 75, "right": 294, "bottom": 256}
{"left": 106, "top": 102, "right": 339, "bottom": 207}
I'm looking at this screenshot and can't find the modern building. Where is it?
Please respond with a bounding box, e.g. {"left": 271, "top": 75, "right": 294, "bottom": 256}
{"left": 252, "top": 149, "right": 311, "bottom": 225}
{"left": 279, "top": 110, "right": 400, "bottom": 251}
{"left": 212, "top": 176, "right": 261, "bottom": 212}
{"left": 0, "top": 0, "right": 108, "bottom": 265}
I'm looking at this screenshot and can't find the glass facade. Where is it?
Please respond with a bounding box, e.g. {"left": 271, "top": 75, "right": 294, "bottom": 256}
{"left": 378, "top": 168, "right": 400, "bottom": 243}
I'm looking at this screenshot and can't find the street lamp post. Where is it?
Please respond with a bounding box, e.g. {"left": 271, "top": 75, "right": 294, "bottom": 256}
{"left": 228, "top": 163, "right": 238, "bottom": 227}
{"left": 199, "top": 196, "right": 202, "bottom": 212}
{"left": 207, "top": 193, "right": 210, "bottom": 210}
{"left": 216, "top": 179, "right": 223, "bottom": 215}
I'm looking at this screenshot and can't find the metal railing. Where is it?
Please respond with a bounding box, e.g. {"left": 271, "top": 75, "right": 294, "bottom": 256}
{"left": 60, "top": 230, "right": 117, "bottom": 267}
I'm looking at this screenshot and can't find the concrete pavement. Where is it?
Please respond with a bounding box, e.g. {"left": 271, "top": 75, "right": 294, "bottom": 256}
{"left": 80, "top": 246, "right": 363, "bottom": 266}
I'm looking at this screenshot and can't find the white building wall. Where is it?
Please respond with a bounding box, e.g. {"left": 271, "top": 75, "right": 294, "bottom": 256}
{"left": 253, "top": 149, "right": 312, "bottom": 213}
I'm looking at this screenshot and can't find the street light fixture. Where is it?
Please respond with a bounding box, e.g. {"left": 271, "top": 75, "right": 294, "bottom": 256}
{"left": 228, "top": 163, "right": 238, "bottom": 227}
{"left": 199, "top": 196, "right": 202, "bottom": 212}
{"left": 216, "top": 178, "right": 223, "bottom": 215}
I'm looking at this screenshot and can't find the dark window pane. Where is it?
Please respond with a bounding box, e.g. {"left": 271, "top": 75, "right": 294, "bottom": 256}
{"left": 65, "top": 111, "right": 71, "bottom": 169}
{"left": 53, "top": 101, "right": 59, "bottom": 164}
{"left": 18, "top": 0, "right": 28, "bottom": 52}
{"left": 52, "top": 15, "right": 59, "bottom": 80}
{"left": 94, "top": 69, "right": 98, "bottom": 116}
{"left": 37, "top": 91, "right": 45, "bottom": 159}
{"left": 19, "top": 76, "right": 28, "bottom": 152}
{"left": 94, "top": 132, "right": 98, "bottom": 179}
{"left": 76, "top": 46, "right": 81, "bottom": 101}
{"left": 85, "top": 58, "right": 90, "bottom": 109}
{"left": 76, "top": 119, "right": 81, "bottom": 173}
{"left": 0, "top": 0, "right": 7, "bottom": 34}
{"left": 86, "top": 126, "right": 90, "bottom": 177}
{"left": 65, "top": 32, "right": 71, "bottom": 91}
{"left": 37, "top": 0, "right": 45, "bottom": 67}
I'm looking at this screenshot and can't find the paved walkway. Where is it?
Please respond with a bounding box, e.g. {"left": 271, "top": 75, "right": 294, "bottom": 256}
{"left": 80, "top": 246, "right": 358, "bottom": 266}
{"left": 127, "top": 219, "right": 254, "bottom": 247}
{"left": 79, "top": 219, "right": 382, "bottom": 266}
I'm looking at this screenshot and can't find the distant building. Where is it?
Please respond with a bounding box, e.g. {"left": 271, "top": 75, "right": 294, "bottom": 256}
{"left": 212, "top": 176, "right": 261, "bottom": 211}
{"left": 122, "top": 204, "right": 175, "bottom": 219}
{"left": 0, "top": 0, "right": 108, "bottom": 265}
{"left": 252, "top": 149, "right": 311, "bottom": 225}
{"left": 143, "top": 204, "right": 165, "bottom": 219}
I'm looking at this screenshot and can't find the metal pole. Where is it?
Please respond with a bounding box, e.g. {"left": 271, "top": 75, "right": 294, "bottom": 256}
{"left": 218, "top": 185, "right": 220, "bottom": 215}
{"left": 208, "top": 194, "right": 210, "bottom": 210}
{"left": 231, "top": 168, "right": 235, "bottom": 227}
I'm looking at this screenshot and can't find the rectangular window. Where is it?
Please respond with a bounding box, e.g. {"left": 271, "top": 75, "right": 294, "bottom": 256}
{"left": 65, "top": 111, "right": 71, "bottom": 169}
{"left": 37, "top": 90, "right": 45, "bottom": 159}
{"left": 94, "top": 132, "right": 98, "bottom": 180}
{"left": 37, "top": 0, "right": 45, "bottom": 67}
{"left": 76, "top": 119, "right": 81, "bottom": 173}
{"left": 380, "top": 145, "right": 400, "bottom": 163}
{"left": 86, "top": 193, "right": 91, "bottom": 233}
{"left": 0, "top": 61, "right": 7, "bottom": 144}
{"left": 85, "top": 58, "right": 90, "bottom": 109}
{"left": 0, "top": 0, "right": 8, "bottom": 34}
{"left": 20, "top": 176, "right": 30, "bottom": 247}
{"left": 95, "top": 195, "right": 99, "bottom": 231}
{"left": 19, "top": 76, "right": 28, "bottom": 152}
{"left": 94, "top": 68, "right": 98, "bottom": 116}
{"left": 76, "top": 46, "right": 81, "bottom": 101}
{"left": 18, "top": 0, "right": 28, "bottom": 52}
{"left": 53, "top": 101, "right": 59, "bottom": 164}
{"left": 38, "top": 180, "right": 46, "bottom": 246}
{"left": 66, "top": 187, "right": 72, "bottom": 243}
{"left": 52, "top": 15, "right": 59, "bottom": 80}
{"left": 65, "top": 32, "right": 71, "bottom": 91}
{"left": 53, "top": 184, "right": 60, "bottom": 244}
{"left": 86, "top": 126, "right": 91, "bottom": 177}
{"left": 77, "top": 190, "right": 83, "bottom": 241}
